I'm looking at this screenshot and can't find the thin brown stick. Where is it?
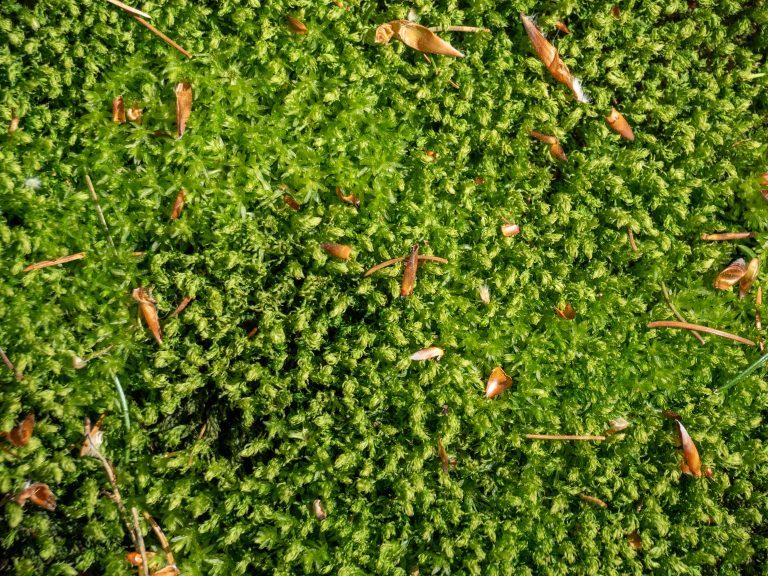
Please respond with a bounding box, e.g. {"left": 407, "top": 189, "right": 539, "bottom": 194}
{"left": 23, "top": 252, "right": 86, "bottom": 272}
{"left": 105, "top": 0, "right": 151, "bottom": 19}
{"left": 526, "top": 434, "right": 606, "bottom": 441}
{"left": 448, "top": 78, "right": 460, "bottom": 90}
{"left": 364, "top": 257, "right": 406, "bottom": 277}
{"left": 131, "top": 15, "right": 192, "bottom": 59}
{"left": 660, "top": 283, "right": 705, "bottom": 345}
{"left": 580, "top": 494, "right": 608, "bottom": 508}
{"left": 86, "top": 175, "right": 116, "bottom": 250}
{"left": 700, "top": 232, "right": 755, "bottom": 241}
{"left": 132, "top": 507, "right": 151, "bottom": 576}
{"left": 647, "top": 321, "right": 755, "bottom": 346}
{"left": 169, "top": 296, "right": 193, "bottom": 318}
{"left": 428, "top": 25, "right": 490, "bottom": 33}
{"left": 131, "top": 251, "right": 146, "bottom": 257}
{"left": 0, "top": 347, "right": 22, "bottom": 380}
{"left": 142, "top": 511, "right": 175, "bottom": 565}
{"left": 628, "top": 227, "right": 638, "bottom": 252}
{"left": 418, "top": 255, "right": 449, "bottom": 265}
{"left": 757, "top": 286, "right": 763, "bottom": 331}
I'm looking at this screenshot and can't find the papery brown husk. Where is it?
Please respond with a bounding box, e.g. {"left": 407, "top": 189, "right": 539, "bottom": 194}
{"left": 132, "top": 287, "right": 163, "bottom": 344}
{"left": 376, "top": 20, "right": 464, "bottom": 58}
{"left": 606, "top": 107, "right": 635, "bottom": 141}
{"left": 175, "top": 82, "right": 192, "bottom": 137}
{"left": 400, "top": 244, "right": 420, "bottom": 297}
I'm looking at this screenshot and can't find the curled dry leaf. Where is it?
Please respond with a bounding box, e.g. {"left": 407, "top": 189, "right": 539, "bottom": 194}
{"left": 336, "top": 187, "right": 360, "bottom": 208}
{"left": 714, "top": 258, "right": 746, "bottom": 290}
{"left": 174, "top": 82, "right": 192, "bottom": 138}
{"left": 17, "top": 482, "right": 56, "bottom": 511}
{"left": 605, "top": 107, "right": 635, "bottom": 141}
{"left": 739, "top": 258, "right": 759, "bottom": 298}
{"left": 80, "top": 414, "right": 106, "bottom": 458}
{"left": 555, "top": 21, "right": 570, "bottom": 34}
{"left": 2, "top": 413, "right": 34, "bottom": 447}
{"left": 321, "top": 243, "right": 352, "bottom": 260}
{"left": 555, "top": 303, "right": 576, "bottom": 320}
{"left": 375, "top": 20, "right": 465, "bottom": 58}
{"left": 132, "top": 287, "right": 163, "bottom": 345}
{"left": 605, "top": 417, "right": 630, "bottom": 434}
{"left": 520, "top": 13, "right": 587, "bottom": 102}
{"left": 287, "top": 15, "right": 308, "bottom": 34}
{"left": 437, "top": 437, "right": 450, "bottom": 473}
{"left": 112, "top": 96, "right": 126, "bottom": 124}
{"left": 627, "top": 530, "right": 642, "bottom": 550}
{"left": 400, "top": 244, "right": 420, "bottom": 297}
{"left": 580, "top": 494, "right": 608, "bottom": 508}
{"left": 479, "top": 284, "right": 491, "bottom": 304}
{"left": 126, "top": 103, "right": 143, "bottom": 123}
{"left": 675, "top": 420, "right": 702, "bottom": 478}
{"left": 313, "top": 499, "right": 327, "bottom": 520}
{"left": 410, "top": 346, "right": 444, "bottom": 361}
{"left": 170, "top": 189, "right": 186, "bottom": 220}
{"left": 486, "top": 366, "right": 512, "bottom": 398}
{"left": 501, "top": 223, "right": 520, "bottom": 237}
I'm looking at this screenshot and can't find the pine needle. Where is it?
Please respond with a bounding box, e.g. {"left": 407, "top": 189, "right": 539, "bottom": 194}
{"left": 647, "top": 321, "right": 755, "bottom": 346}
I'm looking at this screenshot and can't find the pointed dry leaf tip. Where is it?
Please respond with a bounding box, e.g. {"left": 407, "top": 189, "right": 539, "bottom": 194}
{"left": 606, "top": 417, "right": 630, "bottom": 434}
{"left": 376, "top": 20, "right": 465, "bottom": 57}
{"left": 132, "top": 287, "right": 163, "bottom": 345}
{"left": 287, "top": 15, "right": 308, "bottom": 34}
{"left": 174, "top": 82, "right": 192, "bottom": 138}
{"left": 170, "top": 189, "right": 186, "bottom": 220}
{"left": 336, "top": 187, "right": 360, "bottom": 208}
{"left": 486, "top": 366, "right": 512, "bottom": 398}
{"left": 313, "top": 499, "right": 327, "bottom": 520}
{"left": 550, "top": 141, "right": 567, "bottom": 161}
{"left": 112, "top": 96, "right": 126, "bottom": 124}
{"left": 17, "top": 482, "right": 56, "bottom": 511}
{"left": 2, "top": 413, "right": 34, "bottom": 447}
{"left": 126, "top": 103, "right": 143, "bottom": 123}
{"left": 500, "top": 223, "right": 520, "bottom": 237}
{"left": 410, "top": 346, "right": 444, "bottom": 361}
{"left": 739, "top": 258, "right": 759, "bottom": 298}
{"left": 400, "top": 243, "right": 420, "bottom": 297}
{"left": 437, "top": 437, "right": 450, "bottom": 473}
{"left": 479, "top": 284, "right": 491, "bottom": 304}
{"left": 714, "top": 258, "right": 747, "bottom": 290}
{"left": 675, "top": 420, "right": 702, "bottom": 478}
{"left": 555, "top": 302, "right": 576, "bottom": 319}
{"left": 321, "top": 243, "right": 352, "bottom": 260}
{"left": 580, "top": 494, "right": 608, "bottom": 508}
{"left": 605, "top": 107, "right": 635, "bottom": 141}
{"left": 555, "top": 21, "right": 570, "bottom": 34}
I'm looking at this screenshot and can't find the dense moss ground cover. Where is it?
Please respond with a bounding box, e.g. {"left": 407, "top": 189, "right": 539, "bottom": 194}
{"left": 3, "top": 0, "right": 768, "bottom": 574}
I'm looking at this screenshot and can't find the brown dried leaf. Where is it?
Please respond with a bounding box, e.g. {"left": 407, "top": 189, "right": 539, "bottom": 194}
{"left": 486, "top": 366, "right": 512, "bottom": 398}
{"left": 714, "top": 258, "right": 746, "bottom": 290}
{"left": 410, "top": 347, "right": 444, "bottom": 361}
{"left": 739, "top": 258, "right": 759, "bottom": 298}
{"left": 550, "top": 142, "right": 567, "bottom": 161}
{"left": 555, "top": 303, "right": 575, "bottom": 320}
{"left": 376, "top": 20, "right": 465, "bottom": 58}
{"left": 336, "top": 187, "right": 360, "bottom": 208}
{"left": 555, "top": 21, "right": 570, "bottom": 34}
{"left": 528, "top": 130, "right": 558, "bottom": 145}
{"left": 174, "top": 82, "right": 192, "bottom": 138}
{"left": 321, "top": 243, "right": 352, "bottom": 260}
{"left": 606, "top": 107, "right": 635, "bottom": 141}
{"left": 627, "top": 530, "right": 642, "bottom": 550}
{"left": 170, "top": 189, "right": 186, "bottom": 220}
{"left": 675, "top": 420, "right": 702, "bottom": 478}
{"left": 17, "top": 482, "right": 56, "bottom": 511}
{"left": 287, "top": 15, "right": 308, "bottom": 34}
{"left": 400, "top": 244, "right": 420, "bottom": 297}
{"left": 2, "top": 413, "right": 34, "bottom": 447}
{"left": 132, "top": 287, "right": 163, "bottom": 345}
{"left": 282, "top": 194, "right": 300, "bottom": 210}
{"left": 437, "top": 437, "right": 450, "bottom": 473}
{"left": 112, "top": 96, "right": 126, "bottom": 124}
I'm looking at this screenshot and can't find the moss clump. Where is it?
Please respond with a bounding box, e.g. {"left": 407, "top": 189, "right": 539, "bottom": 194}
{"left": 2, "top": 0, "right": 768, "bottom": 574}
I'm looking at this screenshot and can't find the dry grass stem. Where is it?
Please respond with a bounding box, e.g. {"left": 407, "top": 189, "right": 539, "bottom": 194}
{"left": 647, "top": 321, "right": 755, "bottom": 346}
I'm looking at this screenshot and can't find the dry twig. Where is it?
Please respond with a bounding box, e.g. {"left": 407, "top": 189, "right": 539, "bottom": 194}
{"left": 131, "top": 15, "right": 192, "bottom": 59}
{"left": 647, "top": 321, "right": 755, "bottom": 346}
{"left": 526, "top": 434, "right": 605, "bottom": 441}
{"left": 23, "top": 252, "right": 86, "bottom": 272}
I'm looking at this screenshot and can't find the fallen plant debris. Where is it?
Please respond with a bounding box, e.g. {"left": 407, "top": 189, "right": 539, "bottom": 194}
{"left": 528, "top": 130, "right": 567, "bottom": 161}
{"left": 579, "top": 494, "right": 608, "bottom": 508}
{"left": 1, "top": 413, "right": 34, "bottom": 447}
{"left": 282, "top": 194, "right": 300, "bottom": 210}
{"left": 321, "top": 243, "right": 352, "bottom": 260}
{"left": 132, "top": 507, "right": 150, "bottom": 576}
{"left": 0, "top": 347, "right": 23, "bottom": 380}
{"left": 130, "top": 15, "right": 192, "bottom": 59}
{"left": 485, "top": 366, "right": 512, "bottom": 398}
{"left": 700, "top": 232, "right": 755, "bottom": 241}
{"left": 520, "top": 13, "right": 587, "bottom": 102}
{"left": 410, "top": 346, "right": 444, "bottom": 361}
{"left": 647, "top": 320, "right": 755, "bottom": 346}
{"left": 673, "top": 419, "right": 702, "bottom": 478}
{"left": 713, "top": 258, "right": 746, "bottom": 290}
{"left": 85, "top": 175, "right": 116, "bottom": 249}
{"left": 400, "top": 243, "right": 419, "bottom": 297}
{"left": 142, "top": 511, "right": 179, "bottom": 573}
{"left": 127, "top": 102, "right": 143, "bottom": 123}
{"left": 437, "top": 436, "right": 452, "bottom": 474}
{"left": 500, "top": 222, "right": 520, "bottom": 237}
{"left": 175, "top": 82, "right": 192, "bottom": 137}
{"left": 526, "top": 434, "right": 606, "bottom": 441}
{"left": 555, "top": 21, "right": 570, "bottom": 34}
{"left": 605, "top": 417, "right": 630, "bottom": 435}
{"left": 605, "top": 107, "right": 634, "bottom": 141}
{"left": 313, "top": 499, "right": 327, "bottom": 520}
{"left": 612, "top": 5, "right": 621, "bottom": 19}
{"left": 132, "top": 287, "right": 163, "bottom": 345}
{"left": 169, "top": 295, "right": 193, "bottom": 318}
{"left": 660, "top": 283, "right": 705, "bottom": 344}
{"left": 23, "top": 251, "right": 86, "bottom": 272}
{"left": 555, "top": 303, "right": 576, "bottom": 320}
{"left": 170, "top": 189, "right": 186, "bottom": 220}
{"left": 112, "top": 95, "right": 126, "bottom": 124}
{"left": 375, "top": 20, "right": 465, "bottom": 58}
{"left": 105, "top": 0, "right": 151, "bottom": 19}
{"left": 478, "top": 284, "right": 491, "bottom": 304}
{"left": 627, "top": 530, "right": 642, "bottom": 550}
{"left": 17, "top": 482, "right": 56, "bottom": 511}
{"left": 739, "top": 258, "right": 759, "bottom": 299}
{"left": 286, "top": 16, "right": 308, "bottom": 35}
{"left": 336, "top": 187, "right": 360, "bottom": 208}
{"left": 627, "top": 227, "right": 638, "bottom": 252}
{"left": 8, "top": 112, "right": 19, "bottom": 133}
{"left": 80, "top": 414, "right": 106, "bottom": 458}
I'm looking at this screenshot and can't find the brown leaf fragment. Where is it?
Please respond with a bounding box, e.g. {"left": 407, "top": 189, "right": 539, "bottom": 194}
{"left": 612, "top": 5, "right": 621, "bottom": 19}
{"left": 247, "top": 327, "right": 259, "bottom": 338}
{"left": 528, "top": 130, "right": 558, "bottom": 145}
{"left": 126, "top": 552, "right": 158, "bottom": 567}
{"left": 605, "top": 417, "right": 630, "bottom": 434}
{"left": 375, "top": 20, "right": 465, "bottom": 58}
{"left": 364, "top": 256, "right": 406, "bottom": 277}
{"left": 410, "top": 347, "right": 444, "bottom": 361}
{"left": 282, "top": 194, "right": 300, "bottom": 210}
{"left": 132, "top": 287, "right": 163, "bottom": 345}
{"left": 486, "top": 366, "right": 512, "bottom": 398}
{"left": 580, "top": 494, "right": 608, "bottom": 508}
{"left": 322, "top": 243, "right": 352, "bottom": 260}
{"left": 606, "top": 107, "right": 634, "bottom": 141}
{"left": 628, "top": 227, "right": 639, "bottom": 252}
{"left": 9, "top": 113, "right": 19, "bottom": 133}
{"left": 174, "top": 82, "right": 192, "bottom": 138}
{"left": 170, "top": 295, "right": 193, "bottom": 318}
{"left": 17, "top": 482, "right": 56, "bottom": 511}
{"left": 675, "top": 420, "right": 702, "bottom": 478}
{"left": 739, "top": 258, "right": 759, "bottom": 299}
{"left": 662, "top": 409, "right": 683, "bottom": 420}
{"left": 113, "top": 96, "right": 126, "bottom": 124}
{"left": 336, "top": 187, "right": 360, "bottom": 208}
{"left": 501, "top": 223, "right": 520, "bottom": 237}
{"left": 520, "top": 13, "right": 587, "bottom": 102}
{"left": 313, "top": 499, "right": 327, "bottom": 520}
{"left": 1, "top": 413, "right": 34, "bottom": 447}
{"left": 550, "top": 141, "right": 567, "bottom": 162}
{"left": 23, "top": 252, "right": 86, "bottom": 272}
{"left": 627, "top": 530, "right": 642, "bottom": 550}
{"left": 170, "top": 189, "right": 186, "bottom": 220}
{"left": 714, "top": 258, "right": 746, "bottom": 290}
{"left": 555, "top": 303, "right": 575, "bottom": 320}
{"left": 400, "top": 244, "right": 420, "bottom": 297}
{"left": 437, "top": 437, "right": 450, "bottom": 473}
{"left": 80, "top": 413, "right": 106, "bottom": 458}
{"left": 287, "top": 16, "right": 308, "bottom": 34}
{"left": 126, "top": 103, "right": 143, "bottom": 123}
{"left": 555, "top": 21, "right": 570, "bottom": 34}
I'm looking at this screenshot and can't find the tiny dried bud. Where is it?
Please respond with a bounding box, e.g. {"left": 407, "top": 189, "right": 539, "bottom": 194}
{"left": 170, "top": 189, "right": 186, "bottom": 220}
{"left": 2, "top": 413, "right": 34, "bottom": 447}
{"left": 555, "top": 21, "right": 570, "bottom": 34}
{"left": 282, "top": 194, "right": 300, "bottom": 210}
{"left": 335, "top": 187, "right": 360, "bottom": 208}
{"left": 321, "top": 243, "right": 352, "bottom": 260}
{"left": 132, "top": 287, "right": 163, "bottom": 345}
{"left": 126, "top": 103, "right": 143, "bottom": 123}
{"left": 550, "top": 142, "right": 567, "bottom": 162}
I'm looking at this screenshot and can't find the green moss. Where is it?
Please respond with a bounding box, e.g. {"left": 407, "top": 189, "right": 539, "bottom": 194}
{"left": 2, "top": 0, "right": 768, "bottom": 574}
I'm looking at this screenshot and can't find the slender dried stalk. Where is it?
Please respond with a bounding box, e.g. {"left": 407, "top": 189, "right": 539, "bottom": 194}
{"left": 132, "top": 508, "right": 151, "bottom": 576}
{"left": 418, "top": 255, "right": 449, "bottom": 265}
{"left": 0, "top": 347, "right": 22, "bottom": 380}
{"left": 170, "top": 296, "right": 193, "bottom": 318}
{"left": 700, "top": 232, "right": 755, "bottom": 241}
{"left": 23, "top": 252, "right": 86, "bottom": 272}
{"left": 131, "top": 15, "right": 192, "bottom": 59}
{"left": 142, "top": 511, "right": 175, "bottom": 565}
{"left": 628, "top": 227, "right": 638, "bottom": 252}
{"left": 756, "top": 287, "right": 763, "bottom": 332}
{"left": 105, "top": 0, "right": 151, "bottom": 19}
{"left": 526, "top": 434, "right": 605, "bottom": 441}
{"left": 580, "top": 494, "right": 608, "bottom": 508}
{"left": 647, "top": 321, "right": 755, "bottom": 346}
{"left": 364, "top": 257, "right": 406, "bottom": 277}
{"left": 427, "top": 25, "right": 490, "bottom": 33}
{"left": 448, "top": 78, "right": 460, "bottom": 90}
{"left": 86, "top": 175, "right": 116, "bottom": 250}
{"left": 660, "top": 284, "right": 705, "bottom": 345}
